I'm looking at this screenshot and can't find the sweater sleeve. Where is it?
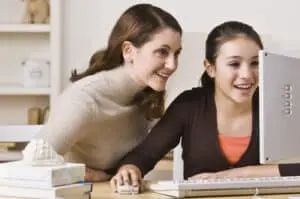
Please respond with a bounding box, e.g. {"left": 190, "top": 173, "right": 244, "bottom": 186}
{"left": 35, "top": 86, "right": 96, "bottom": 155}
{"left": 278, "top": 163, "right": 300, "bottom": 176}
{"left": 119, "top": 91, "right": 189, "bottom": 176}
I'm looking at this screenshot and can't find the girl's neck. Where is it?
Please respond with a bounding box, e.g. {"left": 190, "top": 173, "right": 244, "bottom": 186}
{"left": 214, "top": 89, "right": 252, "bottom": 118}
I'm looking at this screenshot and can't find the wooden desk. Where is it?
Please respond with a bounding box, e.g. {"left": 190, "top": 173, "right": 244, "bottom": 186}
{"left": 2, "top": 159, "right": 300, "bottom": 199}
{"left": 92, "top": 182, "right": 172, "bottom": 199}
{"left": 91, "top": 159, "right": 300, "bottom": 199}
{"left": 0, "top": 182, "right": 299, "bottom": 199}
{"left": 91, "top": 182, "right": 300, "bottom": 199}
{"left": 91, "top": 159, "right": 174, "bottom": 198}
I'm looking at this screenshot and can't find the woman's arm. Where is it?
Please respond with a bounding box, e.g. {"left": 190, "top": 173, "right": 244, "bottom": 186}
{"left": 85, "top": 167, "right": 111, "bottom": 182}
{"left": 35, "top": 87, "right": 95, "bottom": 155}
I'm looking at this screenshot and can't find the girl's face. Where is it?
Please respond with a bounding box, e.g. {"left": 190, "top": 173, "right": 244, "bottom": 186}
{"left": 208, "top": 37, "right": 260, "bottom": 104}
{"left": 123, "top": 28, "right": 182, "bottom": 91}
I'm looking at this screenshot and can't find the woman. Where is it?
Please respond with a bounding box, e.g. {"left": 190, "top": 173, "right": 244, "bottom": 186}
{"left": 110, "top": 20, "right": 300, "bottom": 191}
{"left": 33, "top": 3, "right": 182, "bottom": 182}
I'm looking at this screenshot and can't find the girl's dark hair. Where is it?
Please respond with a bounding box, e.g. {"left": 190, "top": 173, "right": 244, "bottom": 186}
{"left": 201, "top": 21, "right": 263, "bottom": 87}
{"left": 70, "top": 4, "right": 182, "bottom": 120}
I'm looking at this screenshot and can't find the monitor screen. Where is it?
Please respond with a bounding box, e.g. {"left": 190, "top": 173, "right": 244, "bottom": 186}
{"left": 259, "top": 50, "right": 300, "bottom": 164}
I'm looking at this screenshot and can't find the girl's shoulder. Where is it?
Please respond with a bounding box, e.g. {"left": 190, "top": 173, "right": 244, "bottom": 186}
{"left": 174, "top": 86, "right": 214, "bottom": 103}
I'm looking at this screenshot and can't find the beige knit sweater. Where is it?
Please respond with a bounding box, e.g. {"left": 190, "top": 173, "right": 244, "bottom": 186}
{"left": 36, "top": 66, "right": 150, "bottom": 170}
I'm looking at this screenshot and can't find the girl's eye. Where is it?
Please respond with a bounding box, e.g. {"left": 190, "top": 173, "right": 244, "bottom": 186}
{"left": 251, "top": 60, "right": 259, "bottom": 67}
{"left": 228, "top": 62, "right": 240, "bottom": 68}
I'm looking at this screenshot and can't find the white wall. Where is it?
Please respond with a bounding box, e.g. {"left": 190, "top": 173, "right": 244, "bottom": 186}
{"left": 62, "top": 0, "right": 300, "bottom": 104}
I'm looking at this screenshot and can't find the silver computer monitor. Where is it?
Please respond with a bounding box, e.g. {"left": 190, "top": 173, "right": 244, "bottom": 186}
{"left": 259, "top": 50, "right": 300, "bottom": 164}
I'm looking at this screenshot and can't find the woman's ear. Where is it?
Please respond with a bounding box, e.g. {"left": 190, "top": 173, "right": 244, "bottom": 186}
{"left": 122, "top": 41, "right": 135, "bottom": 64}
{"left": 203, "top": 59, "right": 216, "bottom": 78}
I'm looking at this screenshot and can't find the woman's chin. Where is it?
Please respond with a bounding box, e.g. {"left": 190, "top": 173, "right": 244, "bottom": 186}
{"left": 148, "top": 83, "right": 166, "bottom": 92}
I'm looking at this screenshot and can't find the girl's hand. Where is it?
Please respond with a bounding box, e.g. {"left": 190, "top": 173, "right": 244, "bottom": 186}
{"left": 189, "top": 165, "right": 280, "bottom": 180}
{"left": 189, "top": 172, "right": 219, "bottom": 180}
{"left": 110, "top": 164, "right": 142, "bottom": 192}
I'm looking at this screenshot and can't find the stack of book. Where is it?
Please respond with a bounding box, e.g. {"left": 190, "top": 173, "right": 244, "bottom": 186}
{"left": 0, "top": 161, "right": 92, "bottom": 199}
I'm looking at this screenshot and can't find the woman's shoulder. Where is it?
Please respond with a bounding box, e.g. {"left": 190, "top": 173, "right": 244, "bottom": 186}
{"left": 71, "top": 71, "right": 107, "bottom": 90}
{"left": 62, "top": 68, "right": 136, "bottom": 106}
{"left": 58, "top": 74, "right": 106, "bottom": 106}
{"left": 65, "top": 71, "right": 111, "bottom": 97}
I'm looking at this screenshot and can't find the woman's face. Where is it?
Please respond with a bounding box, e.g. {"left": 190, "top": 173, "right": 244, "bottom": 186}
{"left": 123, "top": 28, "right": 182, "bottom": 91}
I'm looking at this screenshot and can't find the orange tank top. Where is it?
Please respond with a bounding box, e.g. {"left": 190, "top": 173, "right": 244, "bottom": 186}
{"left": 218, "top": 134, "right": 251, "bottom": 164}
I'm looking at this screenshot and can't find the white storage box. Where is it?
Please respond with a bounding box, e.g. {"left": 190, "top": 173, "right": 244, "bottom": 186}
{"left": 22, "top": 58, "right": 50, "bottom": 88}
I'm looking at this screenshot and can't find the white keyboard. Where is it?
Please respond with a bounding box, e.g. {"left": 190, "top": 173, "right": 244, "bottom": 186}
{"left": 145, "top": 176, "right": 300, "bottom": 198}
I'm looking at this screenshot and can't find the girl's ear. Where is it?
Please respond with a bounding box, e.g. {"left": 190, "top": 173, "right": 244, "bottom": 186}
{"left": 203, "top": 59, "right": 216, "bottom": 78}
{"left": 122, "top": 41, "right": 136, "bottom": 64}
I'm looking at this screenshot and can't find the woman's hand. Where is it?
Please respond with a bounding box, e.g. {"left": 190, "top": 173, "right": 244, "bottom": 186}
{"left": 84, "top": 167, "right": 111, "bottom": 182}
{"left": 189, "top": 165, "right": 280, "bottom": 180}
{"left": 110, "top": 164, "right": 142, "bottom": 192}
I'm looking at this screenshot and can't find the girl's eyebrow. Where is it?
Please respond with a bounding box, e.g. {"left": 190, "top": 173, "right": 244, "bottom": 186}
{"left": 226, "top": 56, "right": 242, "bottom": 59}
{"left": 226, "top": 55, "right": 259, "bottom": 60}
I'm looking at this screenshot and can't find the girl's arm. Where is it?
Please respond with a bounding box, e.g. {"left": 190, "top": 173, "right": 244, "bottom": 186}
{"left": 189, "top": 165, "right": 280, "bottom": 179}
{"left": 111, "top": 91, "right": 191, "bottom": 189}
{"left": 118, "top": 91, "right": 189, "bottom": 176}
{"left": 190, "top": 163, "right": 300, "bottom": 180}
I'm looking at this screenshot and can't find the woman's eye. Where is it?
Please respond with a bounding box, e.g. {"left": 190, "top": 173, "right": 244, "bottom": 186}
{"left": 175, "top": 51, "right": 181, "bottom": 59}
{"left": 156, "top": 48, "right": 169, "bottom": 57}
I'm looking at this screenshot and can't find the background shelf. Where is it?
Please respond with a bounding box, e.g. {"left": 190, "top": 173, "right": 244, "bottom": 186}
{"left": 0, "top": 24, "right": 50, "bottom": 33}
{"left": 0, "top": 86, "right": 50, "bottom": 95}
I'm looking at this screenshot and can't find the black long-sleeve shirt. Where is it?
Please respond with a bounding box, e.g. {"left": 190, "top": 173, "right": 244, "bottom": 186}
{"left": 120, "top": 86, "right": 300, "bottom": 179}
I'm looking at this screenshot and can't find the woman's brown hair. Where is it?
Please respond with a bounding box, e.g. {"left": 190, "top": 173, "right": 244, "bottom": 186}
{"left": 70, "top": 4, "right": 182, "bottom": 120}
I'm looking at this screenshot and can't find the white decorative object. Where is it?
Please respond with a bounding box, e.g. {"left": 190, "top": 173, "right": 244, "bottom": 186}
{"left": 22, "top": 139, "right": 64, "bottom": 166}
{"left": 22, "top": 57, "right": 50, "bottom": 88}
